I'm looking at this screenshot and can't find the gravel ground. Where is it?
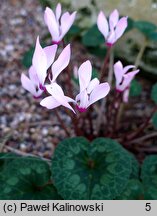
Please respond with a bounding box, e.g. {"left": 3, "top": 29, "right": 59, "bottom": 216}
{"left": 0, "top": 0, "right": 69, "bottom": 158}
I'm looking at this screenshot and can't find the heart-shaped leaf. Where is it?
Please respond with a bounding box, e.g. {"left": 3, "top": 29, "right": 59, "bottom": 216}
{"left": 0, "top": 156, "right": 62, "bottom": 200}
{"left": 0, "top": 153, "right": 19, "bottom": 186}
{"left": 141, "top": 155, "right": 157, "bottom": 200}
{"left": 51, "top": 137, "right": 132, "bottom": 200}
{"left": 116, "top": 155, "right": 143, "bottom": 199}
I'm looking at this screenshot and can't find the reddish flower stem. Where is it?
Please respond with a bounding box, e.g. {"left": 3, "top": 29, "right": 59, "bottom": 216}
{"left": 87, "top": 108, "right": 94, "bottom": 138}
{"left": 100, "top": 46, "right": 112, "bottom": 82}
{"left": 108, "top": 92, "right": 122, "bottom": 136}
{"left": 63, "top": 108, "right": 83, "bottom": 136}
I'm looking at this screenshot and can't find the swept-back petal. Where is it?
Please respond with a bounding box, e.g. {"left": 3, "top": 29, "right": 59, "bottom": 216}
{"left": 46, "top": 83, "right": 75, "bottom": 113}
{"left": 123, "top": 65, "right": 135, "bottom": 74}
{"left": 114, "top": 61, "right": 124, "bottom": 85}
{"left": 44, "top": 7, "right": 60, "bottom": 42}
{"left": 59, "top": 11, "right": 76, "bottom": 41}
{"left": 121, "top": 70, "right": 139, "bottom": 91}
{"left": 115, "top": 17, "right": 128, "bottom": 41}
{"left": 32, "top": 36, "right": 47, "bottom": 85}
{"left": 44, "top": 44, "right": 57, "bottom": 68}
{"left": 28, "top": 66, "right": 39, "bottom": 85}
{"left": 40, "top": 96, "right": 60, "bottom": 109}
{"left": 88, "top": 82, "right": 110, "bottom": 107}
{"left": 55, "top": 3, "right": 62, "bottom": 21}
{"left": 51, "top": 44, "right": 71, "bottom": 82}
{"left": 21, "top": 73, "right": 43, "bottom": 97}
{"left": 109, "top": 9, "right": 119, "bottom": 29}
{"left": 78, "top": 60, "right": 92, "bottom": 92}
{"left": 97, "top": 11, "right": 109, "bottom": 39}
{"left": 87, "top": 78, "right": 100, "bottom": 94}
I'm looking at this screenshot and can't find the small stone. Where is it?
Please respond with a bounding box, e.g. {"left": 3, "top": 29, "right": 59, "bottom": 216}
{"left": 20, "top": 143, "right": 27, "bottom": 151}
{"left": 42, "top": 128, "right": 49, "bottom": 136}
{"left": 5, "top": 44, "right": 14, "bottom": 52}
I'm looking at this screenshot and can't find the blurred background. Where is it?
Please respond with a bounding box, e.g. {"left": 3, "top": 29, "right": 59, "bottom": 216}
{"left": 0, "top": 0, "right": 157, "bottom": 158}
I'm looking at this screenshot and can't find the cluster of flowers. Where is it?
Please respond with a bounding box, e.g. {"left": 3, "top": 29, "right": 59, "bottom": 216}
{"left": 21, "top": 3, "right": 139, "bottom": 113}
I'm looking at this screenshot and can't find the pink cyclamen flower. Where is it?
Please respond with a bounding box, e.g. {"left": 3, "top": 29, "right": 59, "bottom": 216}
{"left": 97, "top": 9, "right": 128, "bottom": 46}
{"left": 21, "top": 66, "right": 43, "bottom": 98}
{"left": 44, "top": 3, "right": 76, "bottom": 44}
{"left": 21, "top": 37, "right": 71, "bottom": 98}
{"left": 75, "top": 60, "right": 110, "bottom": 112}
{"left": 114, "top": 60, "right": 139, "bottom": 93}
{"left": 40, "top": 83, "right": 75, "bottom": 113}
{"left": 21, "top": 36, "right": 57, "bottom": 97}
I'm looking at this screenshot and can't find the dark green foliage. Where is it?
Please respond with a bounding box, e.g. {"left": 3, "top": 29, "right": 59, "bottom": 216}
{"left": 151, "top": 83, "right": 157, "bottom": 104}
{"left": 152, "top": 112, "right": 157, "bottom": 129}
{"left": 22, "top": 46, "right": 34, "bottom": 68}
{"left": 130, "top": 79, "right": 142, "bottom": 97}
{"left": 82, "top": 24, "right": 104, "bottom": 47}
{"left": 51, "top": 137, "right": 132, "bottom": 200}
{"left": 0, "top": 156, "right": 62, "bottom": 200}
{"left": 116, "top": 154, "right": 143, "bottom": 200}
{"left": 125, "top": 17, "right": 134, "bottom": 33}
{"left": 141, "top": 155, "right": 157, "bottom": 200}
{"left": 87, "top": 47, "right": 107, "bottom": 58}
{"left": 65, "top": 25, "right": 82, "bottom": 42}
{"left": 134, "top": 21, "right": 157, "bottom": 39}
{"left": 38, "top": 0, "right": 54, "bottom": 8}
{"left": 129, "top": 154, "right": 140, "bottom": 179}
{"left": 147, "top": 32, "right": 157, "bottom": 42}
{"left": 116, "top": 179, "right": 143, "bottom": 200}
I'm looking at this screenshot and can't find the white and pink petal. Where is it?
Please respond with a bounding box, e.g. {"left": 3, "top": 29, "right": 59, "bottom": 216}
{"left": 44, "top": 44, "right": 58, "bottom": 69}
{"left": 115, "top": 17, "right": 128, "bottom": 41}
{"left": 40, "top": 96, "right": 60, "bottom": 109}
{"left": 97, "top": 11, "right": 109, "bottom": 39}
{"left": 109, "top": 9, "right": 119, "bottom": 29}
{"left": 32, "top": 37, "right": 47, "bottom": 85}
{"left": 59, "top": 11, "right": 77, "bottom": 41}
{"left": 51, "top": 44, "right": 71, "bottom": 82}
{"left": 88, "top": 82, "right": 110, "bottom": 107}
{"left": 44, "top": 7, "right": 60, "bottom": 42}
{"left": 78, "top": 60, "right": 92, "bottom": 92}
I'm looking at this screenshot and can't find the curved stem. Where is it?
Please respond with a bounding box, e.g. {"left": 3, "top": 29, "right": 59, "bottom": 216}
{"left": 134, "top": 39, "right": 148, "bottom": 68}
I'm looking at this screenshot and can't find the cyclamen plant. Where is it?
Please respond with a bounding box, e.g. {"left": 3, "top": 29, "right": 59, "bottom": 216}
{"left": 1, "top": 3, "right": 157, "bottom": 200}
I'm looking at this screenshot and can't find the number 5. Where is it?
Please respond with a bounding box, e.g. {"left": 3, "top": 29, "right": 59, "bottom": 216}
{"left": 145, "top": 203, "right": 151, "bottom": 211}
